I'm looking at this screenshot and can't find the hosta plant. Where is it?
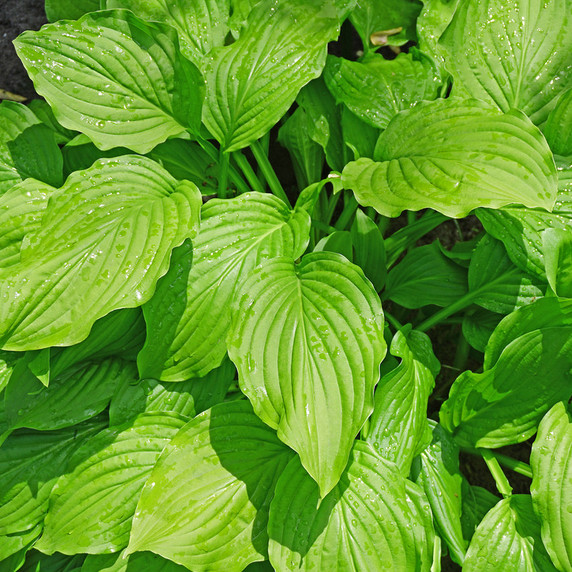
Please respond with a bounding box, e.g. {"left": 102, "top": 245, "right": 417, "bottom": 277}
{"left": 1, "top": 0, "right": 572, "bottom": 570}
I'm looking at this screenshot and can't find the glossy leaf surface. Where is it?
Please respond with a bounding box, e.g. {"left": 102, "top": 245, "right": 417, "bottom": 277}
{"left": 0, "top": 156, "right": 201, "bottom": 350}
{"left": 127, "top": 401, "right": 294, "bottom": 571}
{"left": 15, "top": 11, "right": 204, "bottom": 153}
{"left": 228, "top": 253, "right": 385, "bottom": 495}
{"left": 342, "top": 99, "right": 557, "bottom": 217}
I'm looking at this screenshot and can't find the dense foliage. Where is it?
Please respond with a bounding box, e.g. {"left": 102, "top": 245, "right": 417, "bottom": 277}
{"left": 1, "top": 0, "right": 572, "bottom": 570}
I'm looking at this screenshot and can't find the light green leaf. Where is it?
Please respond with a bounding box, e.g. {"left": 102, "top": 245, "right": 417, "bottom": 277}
{"left": 138, "top": 193, "right": 310, "bottom": 381}
{"left": 45, "top": 0, "right": 100, "bottom": 21}
{"left": 531, "top": 401, "right": 572, "bottom": 571}
{"left": 126, "top": 401, "right": 295, "bottom": 571}
{"left": 15, "top": 11, "right": 204, "bottom": 153}
{"left": 202, "top": 0, "right": 340, "bottom": 151}
{"left": 228, "top": 253, "right": 386, "bottom": 496}
{"left": 342, "top": 98, "right": 558, "bottom": 218}
{"left": 468, "top": 234, "right": 545, "bottom": 314}
{"left": 0, "top": 179, "right": 54, "bottom": 269}
{"left": 106, "top": 0, "right": 230, "bottom": 66}
{"left": 268, "top": 442, "right": 433, "bottom": 571}
{"left": 0, "top": 418, "right": 104, "bottom": 538}
{"left": 350, "top": 209, "right": 385, "bottom": 291}
{"left": 477, "top": 156, "right": 572, "bottom": 279}
{"left": 463, "top": 495, "right": 556, "bottom": 571}
{"left": 543, "top": 228, "right": 572, "bottom": 297}
{"left": 412, "top": 421, "right": 466, "bottom": 566}
{"left": 0, "top": 525, "right": 41, "bottom": 565}
{"left": 324, "top": 51, "right": 440, "bottom": 129}
{"left": 313, "top": 230, "right": 353, "bottom": 260}
{"left": 0, "top": 101, "right": 63, "bottom": 193}
{"left": 543, "top": 88, "right": 572, "bottom": 155}
{"left": 365, "top": 327, "right": 439, "bottom": 474}
{"left": 0, "top": 155, "right": 201, "bottom": 351}
{"left": 27, "top": 99, "right": 77, "bottom": 145}
{"left": 385, "top": 241, "right": 468, "bottom": 308}
{"left": 0, "top": 350, "right": 18, "bottom": 394}
{"left": 82, "top": 550, "right": 188, "bottom": 572}
{"left": 109, "top": 357, "right": 235, "bottom": 425}
{"left": 341, "top": 106, "right": 380, "bottom": 160}
{"left": 27, "top": 347, "right": 51, "bottom": 387}
{"left": 36, "top": 412, "right": 185, "bottom": 555}
{"left": 349, "top": 0, "right": 422, "bottom": 49}
{"left": 440, "top": 326, "right": 572, "bottom": 448}
{"left": 5, "top": 359, "right": 137, "bottom": 433}
{"left": 484, "top": 297, "right": 572, "bottom": 370}
{"left": 277, "top": 108, "right": 325, "bottom": 189}
{"left": 439, "top": 0, "right": 572, "bottom": 126}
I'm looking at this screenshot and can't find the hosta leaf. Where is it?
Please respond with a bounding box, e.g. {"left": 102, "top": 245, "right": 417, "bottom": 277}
{"left": 463, "top": 495, "right": 556, "bottom": 571}
{"left": 20, "top": 551, "right": 86, "bottom": 571}
{"left": 531, "top": 401, "right": 572, "bottom": 571}
{"left": 484, "top": 297, "right": 572, "bottom": 370}
{"left": 202, "top": 0, "right": 340, "bottom": 151}
{"left": 462, "top": 308, "right": 502, "bottom": 353}
{"left": 477, "top": 156, "right": 572, "bottom": 279}
{"left": 0, "top": 525, "right": 40, "bottom": 564}
{"left": 0, "top": 155, "right": 201, "bottom": 351}
{"left": 350, "top": 209, "right": 386, "bottom": 291}
{"left": 27, "top": 99, "right": 77, "bottom": 146}
{"left": 412, "top": 421, "right": 466, "bottom": 565}
{"left": 0, "top": 350, "right": 18, "bottom": 394}
{"left": 228, "top": 253, "right": 385, "bottom": 496}
{"left": 342, "top": 98, "right": 557, "bottom": 218}
{"left": 439, "top": 0, "right": 572, "bottom": 126}
{"left": 467, "top": 234, "right": 544, "bottom": 314}
{"left": 107, "top": 0, "right": 230, "bottom": 66}
{"left": 440, "top": 326, "right": 572, "bottom": 448}
{"left": 45, "top": 0, "right": 100, "bottom": 22}
{"left": 365, "top": 327, "right": 439, "bottom": 474}
{"left": 268, "top": 442, "right": 433, "bottom": 571}
{"left": 349, "top": 0, "right": 422, "bottom": 49}
{"left": 138, "top": 193, "right": 310, "bottom": 381}
{"left": 543, "top": 88, "right": 572, "bottom": 155}
{"left": 313, "top": 230, "right": 353, "bottom": 260}
{"left": 277, "top": 107, "right": 325, "bottom": 189}
{"left": 324, "top": 51, "right": 440, "bottom": 129}
{"left": 4, "top": 359, "right": 137, "bottom": 433}
{"left": 543, "top": 228, "right": 572, "bottom": 297}
{"left": 15, "top": 11, "right": 204, "bottom": 153}
{"left": 384, "top": 241, "right": 468, "bottom": 308}
{"left": 109, "top": 357, "right": 235, "bottom": 425}
{"left": 460, "top": 481, "right": 499, "bottom": 544}
{"left": 0, "top": 179, "right": 54, "bottom": 269}
{"left": 82, "top": 550, "right": 188, "bottom": 572}
{"left": 0, "top": 101, "right": 63, "bottom": 193}
{"left": 0, "top": 418, "right": 104, "bottom": 538}
{"left": 341, "top": 106, "right": 380, "bottom": 160}
{"left": 126, "top": 401, "right": 295, "bottom": 571}
{"left": 36, "top": 412, "right": 185, "bottom": 555}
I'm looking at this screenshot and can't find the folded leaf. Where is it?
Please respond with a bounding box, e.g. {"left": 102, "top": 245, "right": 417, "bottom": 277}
{"left": 365, "top": 327, "right": 439, "bottom": 474}
{"left": 15, "top": 10, "right": 204, "bottom": 153}
{"left": 441, "top": 326, "right": 572, "bottom": 448}
{"left": 439, "top": 0, "right": 572, "bottom": 126}
{"left": 138, "top": 193, "right": 310, "bottom": 381}
{"left": 268, "top": 442, "right": 434, "bottom": 571}
{"left": 36, "top": 412, "right": 185, "bottom": 555}
{"left": 127, "top": 401, "right": 294, "bottom": 572}
{"left": 531, "top": 401, "right": 572, "bottom": 572}
{"left": 342, "top": 98, "right": 557, "bottom": 218}
{"left": 350, "top": 209, "right": 386, "bottom": 291}
{"left": 45, "top": 0, "right": 99, "bottom": 21}
{"left": 460, "top": 481, "right": 499, "bottom": 544}
{"left": 82, "top": 550, "right": 188, "bottom": 572}
{"left": 543, "top": 228, "right": 572, "bottom": 297}
{"left": 543, "top": 88, "right": 572, "bottom": 155}
{"left": 324, "top": 51, "right": 440, "bottom": 129}
{"left": 477, "top": 157, "right": 572, "bottom": 279}
{"left": 202, "top": 0, "right": 340, "bottom": 151}
{"left": 228, "top": 253, "right": 385, "bottom": 496}
{"left": 0, "top": 155, "right": 201, "bottom": 351}
{"left": 463, "top": 495, "right": 556, "bottom": 571}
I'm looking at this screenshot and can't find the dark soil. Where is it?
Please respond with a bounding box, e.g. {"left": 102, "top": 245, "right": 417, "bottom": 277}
{"left": 0, "top": 0, "right": 47, "bottom": 99}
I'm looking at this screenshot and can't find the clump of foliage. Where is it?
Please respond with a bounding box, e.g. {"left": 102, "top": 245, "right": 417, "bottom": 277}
{"left": 1, "top": 0, "right": 572, "bottom": 570}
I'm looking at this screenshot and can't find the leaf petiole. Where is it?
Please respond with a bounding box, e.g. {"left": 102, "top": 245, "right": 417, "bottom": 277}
{"left": 481, "top": 448, "right": 513, "bottom": 498}
{"left": 251, "top": 140, "right": 291, "bottom": 206}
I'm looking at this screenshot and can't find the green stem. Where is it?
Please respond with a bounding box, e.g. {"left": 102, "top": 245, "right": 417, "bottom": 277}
{"left": 312, "top": 219, "right": 337, "bottom": 235}
{"left": 251, "top": 140, "right": 290, "bottom": 206}
{"left": 325, "top": 192, "right": 342, "bottom": 225}
{"left": 416, "top": 291, "right": 476, "bottom": 333}
{"left": 218, "top": 151, "right": 230, "bottom": 199}
{"left": 385, "top": 311, "right": 404, "bottom": 331}
{"left": 453, "top": 331, "right": 471, "bottom": 372}
{"left": 463, "top": 447, "right": 532, "bottom": 479}
{"left": 361, "top": 418, "right": 371, "bottom": 440}
{"left": 232, "top": 151, "right": 264, "bottom": 193}
{"left": 335, "top": 193, "right": 359, "bottom": 230}
{"left": 481, "top": 449, "right": 513, "bottom": 498}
